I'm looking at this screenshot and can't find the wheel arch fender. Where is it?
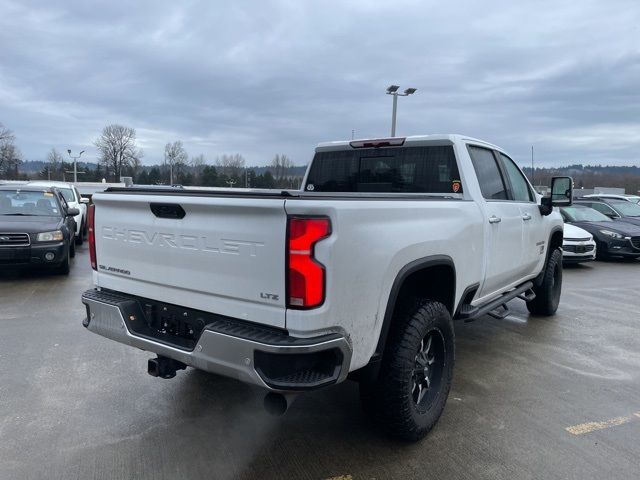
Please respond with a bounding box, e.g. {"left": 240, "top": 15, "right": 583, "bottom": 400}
{"left": 534, "top": 226, "right": 564, "bottom": 287}
{"left": 374, "top": 255, "right": 456, "bottom": 359}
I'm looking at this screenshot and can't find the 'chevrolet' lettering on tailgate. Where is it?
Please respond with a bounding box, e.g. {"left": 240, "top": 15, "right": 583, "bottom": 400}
{"left": 101, "top": 227, "right": 264, "bottom": 256}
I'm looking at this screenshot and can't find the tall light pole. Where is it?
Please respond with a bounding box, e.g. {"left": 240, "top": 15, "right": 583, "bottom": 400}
{"left": 67, "top": 149, "right": 85, "bottom": 183}
{"left": 386, "top": 85, "right": 417, "bottom": 137}
{"left": 531, "top": 145, "right": 535, "bottom": 186}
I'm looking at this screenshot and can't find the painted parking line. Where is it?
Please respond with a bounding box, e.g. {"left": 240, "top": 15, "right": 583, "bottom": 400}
{"left": 566, "top": 411, "right": 640, "bottom": 435}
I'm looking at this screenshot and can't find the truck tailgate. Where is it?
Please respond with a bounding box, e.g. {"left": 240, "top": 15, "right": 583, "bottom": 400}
{"left": 92, "top": 193, "right": 287, "bottom": 328}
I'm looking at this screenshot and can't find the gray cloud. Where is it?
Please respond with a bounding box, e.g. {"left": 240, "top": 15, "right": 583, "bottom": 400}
{"left": 1, "top": 0, "right": 639, "bottom": 167}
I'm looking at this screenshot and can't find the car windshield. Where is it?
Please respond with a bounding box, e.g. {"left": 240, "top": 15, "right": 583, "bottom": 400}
{"left": 561, "top": 206, "right": 611, "bottom": 222}
{"left": 611, "top": 200, "right": 640, "bottom": 217}
{"left": 58, "top": 187, "right": 76, "bottom": 203}
{"left": 0, "top": 190, "right": 61, "bottom": 217}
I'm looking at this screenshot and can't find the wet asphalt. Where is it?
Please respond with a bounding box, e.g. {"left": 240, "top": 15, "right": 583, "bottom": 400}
{"left": 1, "top": 246, "right": 639, "bottom": 480}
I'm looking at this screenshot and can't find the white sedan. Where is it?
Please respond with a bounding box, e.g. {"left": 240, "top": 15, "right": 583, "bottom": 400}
{"left": 581, "top": 193, "right": 640, "bottom": 204}
{"left": 27, "top": 181, "right": 89, "bottom": 245}
{"left": 562, "top": 223, "right": 596, "bottom": 264}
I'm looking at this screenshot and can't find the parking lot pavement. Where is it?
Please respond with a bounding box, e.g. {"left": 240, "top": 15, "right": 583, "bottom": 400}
{"left": 1, "top": 249, "right": 639, "bottom": 480}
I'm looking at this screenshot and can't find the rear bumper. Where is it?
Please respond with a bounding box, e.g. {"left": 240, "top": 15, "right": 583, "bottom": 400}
{"left": 81, "top": 289, "right": 351, "bottom": 392}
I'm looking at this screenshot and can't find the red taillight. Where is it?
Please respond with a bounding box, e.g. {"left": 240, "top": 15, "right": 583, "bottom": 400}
{"left": 287, "top": 216, "right": 331, "bottom": 309}
{"left": 88, "top": 204, "right": 97, "bottom": 270}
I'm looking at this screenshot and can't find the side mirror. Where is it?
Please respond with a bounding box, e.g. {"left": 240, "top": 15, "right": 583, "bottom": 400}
{"left": 66, "top": 207, "right": 80, "bottom": 217}
{"left": 605, "top": 212, "right": 619, "bottom": 219}
{"left": 540, "top": 176, "right": 573, "bottom": 216}
{"left": 80, "top": 198, "right": 90, "bottom": 204}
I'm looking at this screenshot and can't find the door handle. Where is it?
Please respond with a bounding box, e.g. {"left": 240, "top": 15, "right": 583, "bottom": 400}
{"left": 488, "top": 215, "right": 501, "bottom": 224}
{"left": 522, "top": 213, "right": 532, "bottom": 221}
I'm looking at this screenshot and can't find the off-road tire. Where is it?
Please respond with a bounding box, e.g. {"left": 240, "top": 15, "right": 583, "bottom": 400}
{"left": 527, "top": 247, "right": 562, "bottom": 316}
{"left": 360, "top": 300, "right": 455, "bottom": 442}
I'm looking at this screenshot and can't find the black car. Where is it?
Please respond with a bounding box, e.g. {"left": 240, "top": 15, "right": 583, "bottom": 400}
{"left": 574, "top": 198, "right": 640, "bottom": 227}
{"left": 560, "top": 205, "right": 640, "bottom": 260}
{"left": 0, "top": 186, "right": 78, "bottom": 274}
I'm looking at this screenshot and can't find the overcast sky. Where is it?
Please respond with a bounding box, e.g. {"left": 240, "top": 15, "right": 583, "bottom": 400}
{"left": 1, "top": 0, "right": 639, "bottom": 167}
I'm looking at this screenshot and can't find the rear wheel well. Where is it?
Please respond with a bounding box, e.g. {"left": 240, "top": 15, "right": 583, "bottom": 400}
{"left": 376, "top": 260, "right": 456, "bottom": 358}
{"left": 351, "top": 261, "right": 456, "bottom": 383}
{"left": 393, "top": 265, "right": 455, "bottom": 317}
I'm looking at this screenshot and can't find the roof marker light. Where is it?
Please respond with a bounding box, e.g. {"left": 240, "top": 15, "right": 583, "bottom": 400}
{"left": 349, "top": 137, "right": 406, "bottom": 148}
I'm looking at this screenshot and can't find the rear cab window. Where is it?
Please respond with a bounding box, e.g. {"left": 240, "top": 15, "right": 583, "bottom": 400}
{"left": 305, "top": 145, "right": 463, "bottom": 195}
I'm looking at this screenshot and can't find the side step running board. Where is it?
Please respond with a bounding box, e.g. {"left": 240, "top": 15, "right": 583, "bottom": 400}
{"left": 517, "top": 288, "right": 536, "bottom": 302}
{"left": 487, "top": 304, "right": 510, "bottom": 320}
{"left": 458, "top": 281, "right": 534, "bottom": 322}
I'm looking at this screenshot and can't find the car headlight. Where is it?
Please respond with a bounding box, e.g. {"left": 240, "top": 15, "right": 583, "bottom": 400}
{"left": 599, "top": 230, "right": 623, "bottom": 239}
{"left": 36, "top": 230, "right": 63, "bottom": 242}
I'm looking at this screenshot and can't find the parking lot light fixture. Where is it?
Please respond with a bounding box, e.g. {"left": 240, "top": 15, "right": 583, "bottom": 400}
{"left": 386, "top": 85, "right": 417, "bottom": 137}
{"left": 67, "top": 149, "right": 85, "bottom": 183}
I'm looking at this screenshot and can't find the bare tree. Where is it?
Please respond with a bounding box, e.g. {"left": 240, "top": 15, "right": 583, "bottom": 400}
{"left": 94, "top": 124, "right": 142, "bottom": 181}
{"left": 164, "top": 141, "right": 188, "bottom": 184}
{"left": 0, "top": 123, "right": 21, "bottom": 179}
{"left": 0, "top": 144, "right": 22, "bottom": 179}
{"left": 129, "top": 156, "right": 143, "bottom": 179}
{"left": 0, "top": 122, "right": 14, "bottom": 144}
{"left": 270, "top": 154, "right": 294, "bottom": 183}
{"left": 215, "top": 153, "right": 245, "bottom": 178}
{"left": 189, "top": 154, "right": 206, "bottom": 184}
{"left": 45, "top": 148, "right": 64, "bottom": 180}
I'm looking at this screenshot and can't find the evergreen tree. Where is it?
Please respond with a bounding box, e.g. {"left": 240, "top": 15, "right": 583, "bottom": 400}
{"left": 200, "top": 165, "right": 219, "bottom": 186}
{"left": 148, "top": 167, "right": 161, "bottom": 185}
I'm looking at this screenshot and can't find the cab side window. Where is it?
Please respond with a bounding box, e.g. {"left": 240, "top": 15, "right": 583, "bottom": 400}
{"left": 498, "top": 153, "right": 533, "bottom": 202}
{"left": 468, "top": 146, "right": 508, "bottom": 200}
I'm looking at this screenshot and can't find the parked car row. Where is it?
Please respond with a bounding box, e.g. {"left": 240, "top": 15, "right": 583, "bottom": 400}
{"left": 0, "top": 184, "right": 80, "bottom": 274}
{"left": 560, "top": 195, "right": 640, "bottom": 263}
{"left": 2, "top": 178, "right": 637, "bottom": 276}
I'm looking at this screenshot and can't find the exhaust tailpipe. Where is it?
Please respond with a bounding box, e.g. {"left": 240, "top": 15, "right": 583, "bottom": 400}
{"left": 264, "top": 392, "right": 298, "bottom": 416}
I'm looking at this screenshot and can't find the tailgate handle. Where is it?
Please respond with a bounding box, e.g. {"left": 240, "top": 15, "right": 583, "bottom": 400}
{"left": 150, "top": 203, "right": 186, "bottom": 219}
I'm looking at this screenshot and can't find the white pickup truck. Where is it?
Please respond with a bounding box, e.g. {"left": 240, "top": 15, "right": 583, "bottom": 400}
{"left": 82, "top": 134, "right": 572, "bottom": 441}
